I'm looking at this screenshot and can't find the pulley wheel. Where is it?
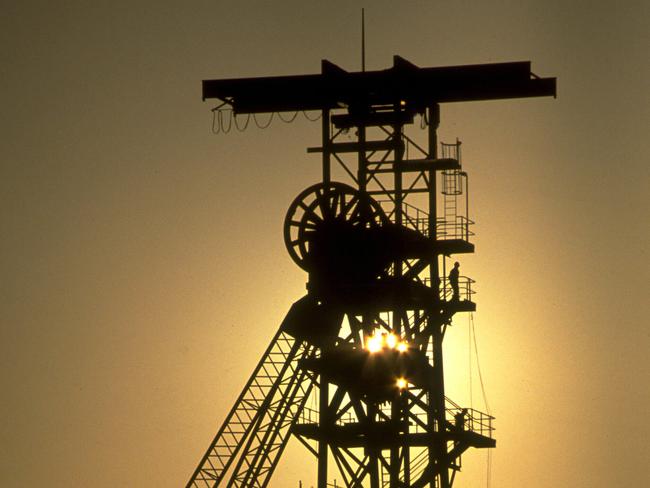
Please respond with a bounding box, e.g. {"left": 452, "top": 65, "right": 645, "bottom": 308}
{"left": 283, "top": 182, "right": 388, "bottom": 270}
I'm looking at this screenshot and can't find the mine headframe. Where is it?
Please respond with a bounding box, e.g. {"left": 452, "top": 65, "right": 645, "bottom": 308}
{"left": 187, "top": 56, "right": 555, "bottom": 488}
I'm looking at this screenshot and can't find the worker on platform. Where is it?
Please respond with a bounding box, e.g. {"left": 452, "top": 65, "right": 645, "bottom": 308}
{"left": 448, "top": 261, "right": 460, "bottom": 301}
{"left": 454, "top": 408, "right": 468, "bottom": 431}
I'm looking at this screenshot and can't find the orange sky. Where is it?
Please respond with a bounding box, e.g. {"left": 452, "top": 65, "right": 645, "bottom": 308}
{"left": 1, "top": 1, "right": 649, "bottom": 487}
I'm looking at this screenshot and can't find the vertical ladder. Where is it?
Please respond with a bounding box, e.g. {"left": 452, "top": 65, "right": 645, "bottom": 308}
{"left": 441, "top": 141, "right": 463, "bottom": 240}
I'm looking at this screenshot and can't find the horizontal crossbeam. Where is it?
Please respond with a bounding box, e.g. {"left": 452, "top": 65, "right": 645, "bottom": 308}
{"left": 203, "top": 56, "right": 556, "bottom": 113}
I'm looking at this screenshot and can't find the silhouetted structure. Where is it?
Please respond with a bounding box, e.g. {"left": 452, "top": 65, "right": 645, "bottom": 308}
{"left": 188, "top": 56, "right": 555, "bottom": 488}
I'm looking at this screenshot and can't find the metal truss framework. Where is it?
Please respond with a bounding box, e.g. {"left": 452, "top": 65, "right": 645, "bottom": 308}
{"left": 187, "top": 56, "right": 555, "bottom": 488}
{"left": 289, "top": 105, "right": 492, "bottom": 488}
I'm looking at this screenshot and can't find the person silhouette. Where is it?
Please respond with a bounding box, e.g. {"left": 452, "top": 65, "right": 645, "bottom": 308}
{"left": 454, "top": 408, "right": 468, "bottom": 431}
{"left": 448, "top": 261, "right": 460, "bottom": 301}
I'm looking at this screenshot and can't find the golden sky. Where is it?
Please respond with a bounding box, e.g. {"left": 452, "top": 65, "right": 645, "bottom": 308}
{"left": 1, "top": 1, "right": 649, "bottom": 487}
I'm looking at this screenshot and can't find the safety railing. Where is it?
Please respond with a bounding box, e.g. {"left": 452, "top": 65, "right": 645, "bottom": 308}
{"left": 375, "top": 397, "right": 493, "bottom": 439}
{"left": 422, "top": 276, "right": 475, "bottom": 302}
{"left": 402, "top": 201, "right": 430, "bottom": 236}
{"left": 447, "top": 407, "right": 494, "bottom": 438}
{"left": 298, "top": 481, "right": 345, "bottom": 488}
{"left": 440, "top": 139, "right": 462, "bottom": 162}
{"left": 378, "top": 199, "right": 430, "bottom": 236}
{"left": 436, "top": 215, "right": 474, "bottom": 242}
{"left": 297, "top": 406, "right": 354, "bottom": 427}
{"left": 445, "top": 397, "right": 494, "bottom": 439}
{"left": 378, "top": 200, "right": 473, "bottom": 243}
{"left": 298, "top": 399, "right": 492, "bottom": 440}
{"left": 297, "top": 406, "right": 319, "bottom": 425}
{"left": 439, "top": 275, "right": 475, "bottom": 302}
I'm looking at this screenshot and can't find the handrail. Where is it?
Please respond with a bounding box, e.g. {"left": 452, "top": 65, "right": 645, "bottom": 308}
{"left": 423, "top": 276, "right": 476, "bottom": 302}
{"left": 377, "top": 199, "right": 430, "bottom": 235}
{"left": 377, "top": 199, "right": 473, "bottom": 242}
{"left": 440, "top": 139, "right": 462, "bottom": 162}
{"left": 436, "top": 215, "right": 475, "bottom": 241}
{"left": 439, "top": 275, "right": 475, "bottom": 302}
{"left": 446, "top": 407, "right": 495, "bottom": 438}
{"left": 297, "top": 397, "right": 494, "bottom": 442}
{"left": 297, "top": 406, "right": 354, "bottom": 427}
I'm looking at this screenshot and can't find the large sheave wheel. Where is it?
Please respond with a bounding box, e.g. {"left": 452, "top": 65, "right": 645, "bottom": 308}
{"left": 284, "top": 182, "right": 388, "bottom": 271}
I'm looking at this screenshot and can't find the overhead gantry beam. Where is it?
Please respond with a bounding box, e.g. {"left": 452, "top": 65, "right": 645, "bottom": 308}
{"left": 202, "top": 55, "right": 556, "bottom": 114}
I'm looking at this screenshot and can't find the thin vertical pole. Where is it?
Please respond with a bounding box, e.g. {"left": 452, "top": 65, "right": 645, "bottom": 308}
{"left": 322, "top": 109, "right": 331, "bottom": 183}
{"left": 358, "top": 125, "right": 367, "bottom": 192}
{"left": 394, "top": 114, "right": 404, "bottom": 324}
{"left": 317, "top": 379, "right": 328, "bottom": 488}
{"left": 427, "top": 104, "right": 439, "bottom": 257}
{"left": 391, "top": 115, "right": 404, "bottom": 487}
{"left": 368, "top": 403, "right": 380, "bottom": 488}
{"left": 319, "top": 108, "right": 330, "bottom": 488}
{"left": 394, "top": 120, "right": 404, "bottom": 235}
{"left": 361, "top": 9, "right": 366, "bottom": 72}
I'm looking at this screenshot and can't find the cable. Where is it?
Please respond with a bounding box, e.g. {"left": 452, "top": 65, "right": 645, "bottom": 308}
{"left": 470, "top": 312, "right": 491, "bottom": 414}
{"left": 486, "top": 448, "right": 492, "bottom": 488}
{"left": 219, "top": 109, "right": 233, "bottom": 134}
{"left": 278, "top": 111, "right": 299, "bottom": 123}
{"left": 422, "top": 111, "right": 429, "bottom": 128}
{"left": 253, "top": 112, "right": 274, "bottom": 129}
{"left": 212, "top": 108, "right": 322, "bottom": 134}
{"left": 233, "top": 113, "right": 251, "bottom": 132}
{"left": 420, "top": 113, "right": 427, "bottom": 130}
{"left": 211, "top": 109, "right": 220, "bottom": 134}
{"left": 469, "top": 313, "right": 494, "bottom": 488}
{"left": 469, "top": 314, "right": 473, "bottom": 410}
{"left": 303, "top": 110, "right": 322, "bottom": 122}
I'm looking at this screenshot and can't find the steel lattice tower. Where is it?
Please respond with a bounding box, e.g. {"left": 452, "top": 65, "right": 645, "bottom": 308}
{"left": 187, "top": 56, "right": 555, "bottom": 488}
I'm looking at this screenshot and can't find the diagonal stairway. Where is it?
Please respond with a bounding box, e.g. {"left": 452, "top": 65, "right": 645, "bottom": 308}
{"left": 186, "top": 297, "right": 326, "bottom": 488}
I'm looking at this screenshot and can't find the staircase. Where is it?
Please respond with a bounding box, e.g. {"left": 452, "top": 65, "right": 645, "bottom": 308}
{"left": 186, "top": 300, "right": 320, "bottom": 488}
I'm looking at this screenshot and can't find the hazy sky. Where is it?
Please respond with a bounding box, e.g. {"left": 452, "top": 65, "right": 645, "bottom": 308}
{"left": 1, "top": 1, "right": 648, "bottom": 487}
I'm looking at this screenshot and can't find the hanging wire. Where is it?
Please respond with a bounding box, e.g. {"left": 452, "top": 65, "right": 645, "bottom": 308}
{"left": 469, "top": 314, "right": 474, "bottom": 410}
{"left": 420, "top": 111, "right": 430, "bottom": 129}
{"left": 487, "top": 448, "right": 493, "bottom": 488}
{"left": 219, "top": 109, "right": 233, "bottom": 134}
{"left": 210, "top": 103, "right": 229, "bottom": 132}
{"left": 302, "top": 110, "right": 322, "bottom": 122}
{"left": 211, "top": 109, "right": 221, "bottom": 134}
{"left": 469, "top": 312, "right": 493, "bottom": 488}
{"left": 278, "top": 111, "right": 299, "bottom": 123}
{"left": 212, "top": 108, "right": 321, "bottom": 134}
{"left": 233, "top": 113, "right": 251, "bottom": 131}
{"left": 469, "top": 312, "right": 491, "bottom": 414}
{"left": 211, "top": 104, "right": 230, "bottom": 134}
{"left": 253, "top": 112, "right": 275, "bottom": 129}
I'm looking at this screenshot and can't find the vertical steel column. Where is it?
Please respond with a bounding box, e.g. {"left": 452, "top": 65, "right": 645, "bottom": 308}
{"left": 427, "top": 104, "right": 450, "bottom": 488}
{"left": 390, "top": 115, "right": 404, "bottom": 488}
{"left": 357, "top": 125, "right": 367, "bottom": 192}
{"left": 318, "top": 108, "right": 331, "bottom": 488}
{"left": 322, "top": 109, "right": 331, "bottom": 183}
{"left": 368, "top": 403, "right": 380, "bottom": 488}
{"left": 427, "top": 104, "right": 440, "bottom": 282}
{"left": 394, "top": 116, "right": 404, "bottom": 229}
{"left": 317, "top": 379, "right": 328, "bottom": 488}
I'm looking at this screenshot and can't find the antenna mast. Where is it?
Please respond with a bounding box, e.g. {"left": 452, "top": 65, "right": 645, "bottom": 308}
{"left": 361, "top": 8, "right": 366, "bottom": 71}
